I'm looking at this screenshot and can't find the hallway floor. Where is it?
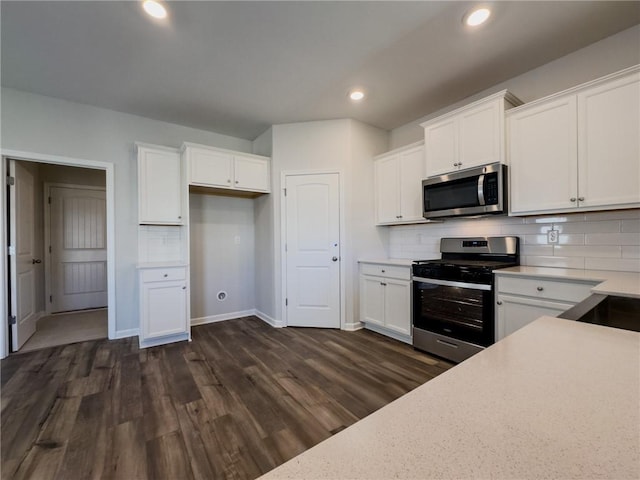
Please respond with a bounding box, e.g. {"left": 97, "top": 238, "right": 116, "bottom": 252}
{"left": 19, "top": 309, "right": 108, "bottom": 353}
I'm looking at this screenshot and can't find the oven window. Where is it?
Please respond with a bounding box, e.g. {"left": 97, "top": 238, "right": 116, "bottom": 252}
{"left": 424, "top": 177, "right": 479, "bottom": 211}
{"left": 413, "top": 281, "right": 493, "bottom": 346}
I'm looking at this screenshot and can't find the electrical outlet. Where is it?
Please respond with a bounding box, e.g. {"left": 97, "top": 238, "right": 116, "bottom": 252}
{"left": 547, "top": 229, "right": 559, "bottom": 244}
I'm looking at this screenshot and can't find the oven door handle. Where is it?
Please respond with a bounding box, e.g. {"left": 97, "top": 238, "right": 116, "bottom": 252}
{"left": 412, "top": 276, "right": 492, "bottom": 291}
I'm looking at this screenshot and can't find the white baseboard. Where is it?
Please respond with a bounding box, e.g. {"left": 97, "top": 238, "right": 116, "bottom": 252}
{"left": 191, "top": 309, "right": 256, "bottom": 326}
{"left": 113, "top": 328, "right": 139, "bottom": 339}
{"left": 342, "top": 321, "right": 364, "bottom": 332}
{"left": 254, "top": 310, "right": 284, "bottom": 328}
{"left": 139, "top": 332, "right": 189, "bottom": 349}
{"left": 362, "top": 322, "right": 412, "bottom": 345}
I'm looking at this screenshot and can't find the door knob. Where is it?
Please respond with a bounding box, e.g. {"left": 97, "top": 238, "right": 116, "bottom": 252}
{"left": 32, "top": 259, "right": 42, "bottom": 264}
{"left": 332, "top": 256, "right": 338, "bottom": 262}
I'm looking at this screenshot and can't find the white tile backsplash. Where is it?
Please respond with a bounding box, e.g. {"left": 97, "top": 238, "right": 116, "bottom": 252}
{"left": 138, "top": 225, "right": 184, "bottom": 263}
{"left": 388, "top": 209, "right": 640, "bottom": 272}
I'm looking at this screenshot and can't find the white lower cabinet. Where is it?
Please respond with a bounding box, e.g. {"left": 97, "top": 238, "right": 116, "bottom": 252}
{"left": 495, "top": 274, "right": 597, "bottom": 341}
{"left": 139, "top": 266, "right": 189, "bottom": 348}
{"left": 359, "top": 262, "right": 411, "bottom": 343}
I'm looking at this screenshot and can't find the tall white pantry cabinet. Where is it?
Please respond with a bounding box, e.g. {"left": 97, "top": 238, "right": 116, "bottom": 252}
{"left": 136, "top": 143, "right": 190, "bottom": 348}
{"left": 136, "top": 142, "right": 270, "bottom": 348}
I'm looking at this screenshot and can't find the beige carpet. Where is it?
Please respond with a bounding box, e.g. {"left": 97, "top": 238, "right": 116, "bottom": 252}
{"left": 19, "top": 309, "right": 108, "bottom": 353}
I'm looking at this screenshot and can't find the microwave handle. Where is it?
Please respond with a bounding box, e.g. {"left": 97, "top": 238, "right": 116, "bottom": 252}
{"left": 477, "top": 174, "right": 485, "bottom": 205}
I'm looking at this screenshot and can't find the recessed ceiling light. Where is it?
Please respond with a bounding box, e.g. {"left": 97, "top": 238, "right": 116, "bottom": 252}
{"left": 349, "top": 90, "right": 365, "bottom": 101}
{"left": 465, "top": 7, "right": 491, "bottom": 27}
{"left": 143, "top": 0, "right": 167, "bottom": 19}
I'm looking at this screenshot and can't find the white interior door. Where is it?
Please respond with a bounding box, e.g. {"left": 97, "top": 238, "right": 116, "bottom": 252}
{"left": 285, "top": 173, "right": 340, "bottom": 328}
{"left": 49, "top": 186, "right": 107, "bottom": 313}
{"left": 9, "top": 161, "right": 37, "bottom": 351}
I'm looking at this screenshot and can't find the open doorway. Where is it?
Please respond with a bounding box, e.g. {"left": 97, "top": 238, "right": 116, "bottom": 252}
{"left": 7, "top": 159, "right": 108, "bottom": 353}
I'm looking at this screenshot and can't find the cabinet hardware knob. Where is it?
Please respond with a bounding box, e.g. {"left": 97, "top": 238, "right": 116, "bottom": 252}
{"left": 182, "top": 286, "right": 186, "bottom": 290}
{"left": 578, "top": 197, "right": 585, "bottom": 202}
{"left": 164, "top": 274, "right": 168, "bottom": 277}
{"left": 332, "top": 256, "right": 338, "bottom": 262}
{"left": 32, "top": 258, "right": 42, "bottom": 264}
{"left": 497, "top": 301, "right": 502, "bottom": 305}
{"left": 398, "top": 215, "right": 403, "bottom": 218}
{"left": 570, "top": 197, "right": 577, "bottom": 202}
{"left": 227, "top": 179, "right": 231, "bottom": 183}
{"left": 453, "top": 162, "right": 458, "bottom": 167}
{"left": 537, "top": 286, "right": 544, "bottom": 291}
{"left": 178, "top": 216, "right": 182, "bottom": 219}
{"left": 235, "top": 180, "right": 239, "bottom": 184}
{"left": 458, "top": 162, "right": 462, "bottom": 166}
{"left": 380, "top": 282, "right": 387, "bottom": 286}
{"left": 381, "top": 269, "right": 386, "bottom": 273}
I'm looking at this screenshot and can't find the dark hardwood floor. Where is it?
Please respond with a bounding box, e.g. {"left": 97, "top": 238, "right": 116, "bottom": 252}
{"left": 1, "top": 317, "right": 453, "bottom": 480}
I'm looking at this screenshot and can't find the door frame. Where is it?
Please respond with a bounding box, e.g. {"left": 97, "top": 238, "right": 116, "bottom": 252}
{"left": 0, "top": 150, "right": 116, "bottom": 359}
{"left": 44, "top": 182, "right": 107, "bottom": 315}
{"left": 280, "top": 170, "right": 346, "bottom": 329}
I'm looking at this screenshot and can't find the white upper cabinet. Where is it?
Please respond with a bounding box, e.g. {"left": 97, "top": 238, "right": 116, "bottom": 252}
{"left": 183, "top": 143, "right": 270, "bottom": 194}
{"left": 508, "top": 66, "right": 640, "bottom": 215}
{"left": 234, "top": 154, "right": 270, "bottom": 192}
{"left": 508, "top": 96, "right": 578, "bottom": 213}
{"left": 577, "top": 71, "right": 640, "bottom": 209}
{"left": 422, "top": 91, "right": 521, "bottom": 177}
{"left": 137, "top": 143, "right": 184, "bottom": 225}
{"left": 374, "top": 142, "right": 426, "bottom": 225}
{"left": 188, "top": 147, "right": 234, "bottom": 188}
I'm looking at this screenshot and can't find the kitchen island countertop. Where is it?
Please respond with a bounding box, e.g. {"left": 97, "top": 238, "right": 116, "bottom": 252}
{"left": 260, "top": 316, "right": 640, "bottom": 479}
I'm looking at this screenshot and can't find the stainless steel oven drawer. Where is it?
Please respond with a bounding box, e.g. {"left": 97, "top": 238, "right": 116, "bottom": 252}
{"left": 413, "top": 327, "right": 484, "bottom": 363}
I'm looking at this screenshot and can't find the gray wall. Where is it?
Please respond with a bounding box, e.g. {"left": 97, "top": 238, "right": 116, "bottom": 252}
{"left": 1, "top": 89, "right": 251, "bottom": 335}
{"left": 390, "top": 25, "right": 640, "bottom": 149}
{"left": 268, "top": 119, "right": 389, "bottom": 327}
{"left": 189, "top": 193, "right": 256, "bottom": 320}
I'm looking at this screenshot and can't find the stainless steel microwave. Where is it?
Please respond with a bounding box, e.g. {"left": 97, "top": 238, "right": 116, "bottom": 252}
{"left": 422, "top": 163, "right": 507, "bottom": 219}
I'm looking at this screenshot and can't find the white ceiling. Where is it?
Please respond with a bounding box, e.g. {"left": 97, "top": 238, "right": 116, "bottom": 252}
{"left": 2, "top": 1, "right": 639, "bottom": 140}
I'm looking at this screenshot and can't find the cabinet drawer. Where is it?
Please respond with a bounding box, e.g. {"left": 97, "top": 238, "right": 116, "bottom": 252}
{"left": 497, "top": 276, "right": 595, "bottom": 303}
{"left": 140, "top": 267, "right": 186, "bottom": 283}
{"left": 360, "top": 263, "right": 411, "bottom": 280}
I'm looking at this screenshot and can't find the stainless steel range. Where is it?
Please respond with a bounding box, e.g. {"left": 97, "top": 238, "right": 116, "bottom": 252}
{"left": 412, "top": 236, "right": 519, "bottom": 363}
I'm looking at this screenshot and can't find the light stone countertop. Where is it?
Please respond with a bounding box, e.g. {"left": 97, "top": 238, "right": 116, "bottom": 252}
{"left": 136, "top": 261, "right": 188, "bottom": 269}
{"left": 260, "top": 317, "right": 640, "bottom": 480}
{"left": 495, "top": 266, "right": 640, "bottom": 299}
{"left": 358, "top": 258, "right": 415, "bottom": 267}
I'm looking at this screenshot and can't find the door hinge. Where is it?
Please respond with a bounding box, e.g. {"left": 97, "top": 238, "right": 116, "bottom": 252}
{"left": 7, "top": 245, "right": 15, "bottom": 256}
{"left": 285, "top": 243, "right": 287, "bottom": 252}
{"left": 8, "top": 315, "right": 16, "bottom": 325}
{"left": 6, "top": 176, "right": 14, "bottom": 186}
{"left": 49, "top": 295, "right": 53, "bottom": 303}
{"left": 48, "top": 196, "right": 51, "bottom": 204}
{"left": 285, "top": 298, "right": 288, "bottom": 306}
{"left": 49, "top": 245, "right": 52, "bottom": 253}
{"left": 283, "top": 188, "right": 287, "bottom": 196}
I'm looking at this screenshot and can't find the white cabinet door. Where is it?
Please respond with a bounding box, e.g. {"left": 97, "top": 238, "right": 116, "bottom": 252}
{"left": 577, "top": 72, "right": 640, "bottom": 209}
{"left": 141, "top": 279, "right": 187, "bottom": 339}
{"left": 459, "top": 99, "right": 501, "bottom": 169}
{"left": 383, "top": 279, "right": 411, "bottom": 336}
{"left": 508, "top": 96, "right": 578, "bottom": 214}
{"left": 398, "top": 146, "right": 425, "bottom": 223}
{"left": 496, "top": 295, "right": 572, "bottom": 341}
{"left": 234, "top": 155, "right": 270, "bottom": 192}
{"left": 138, "top": 147, "right": 183, "bottom": 225}
{"left": 188, "top": 147, "right": 234, "bottom": 188}
{"left": 425, "top": 118, "right": 457, "bottom": 177}
{"left": 360, "top": 275, "right": 385, "bottom": 327}
{"left": 375, "top": 154, "right": 400, "bottom": 224}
